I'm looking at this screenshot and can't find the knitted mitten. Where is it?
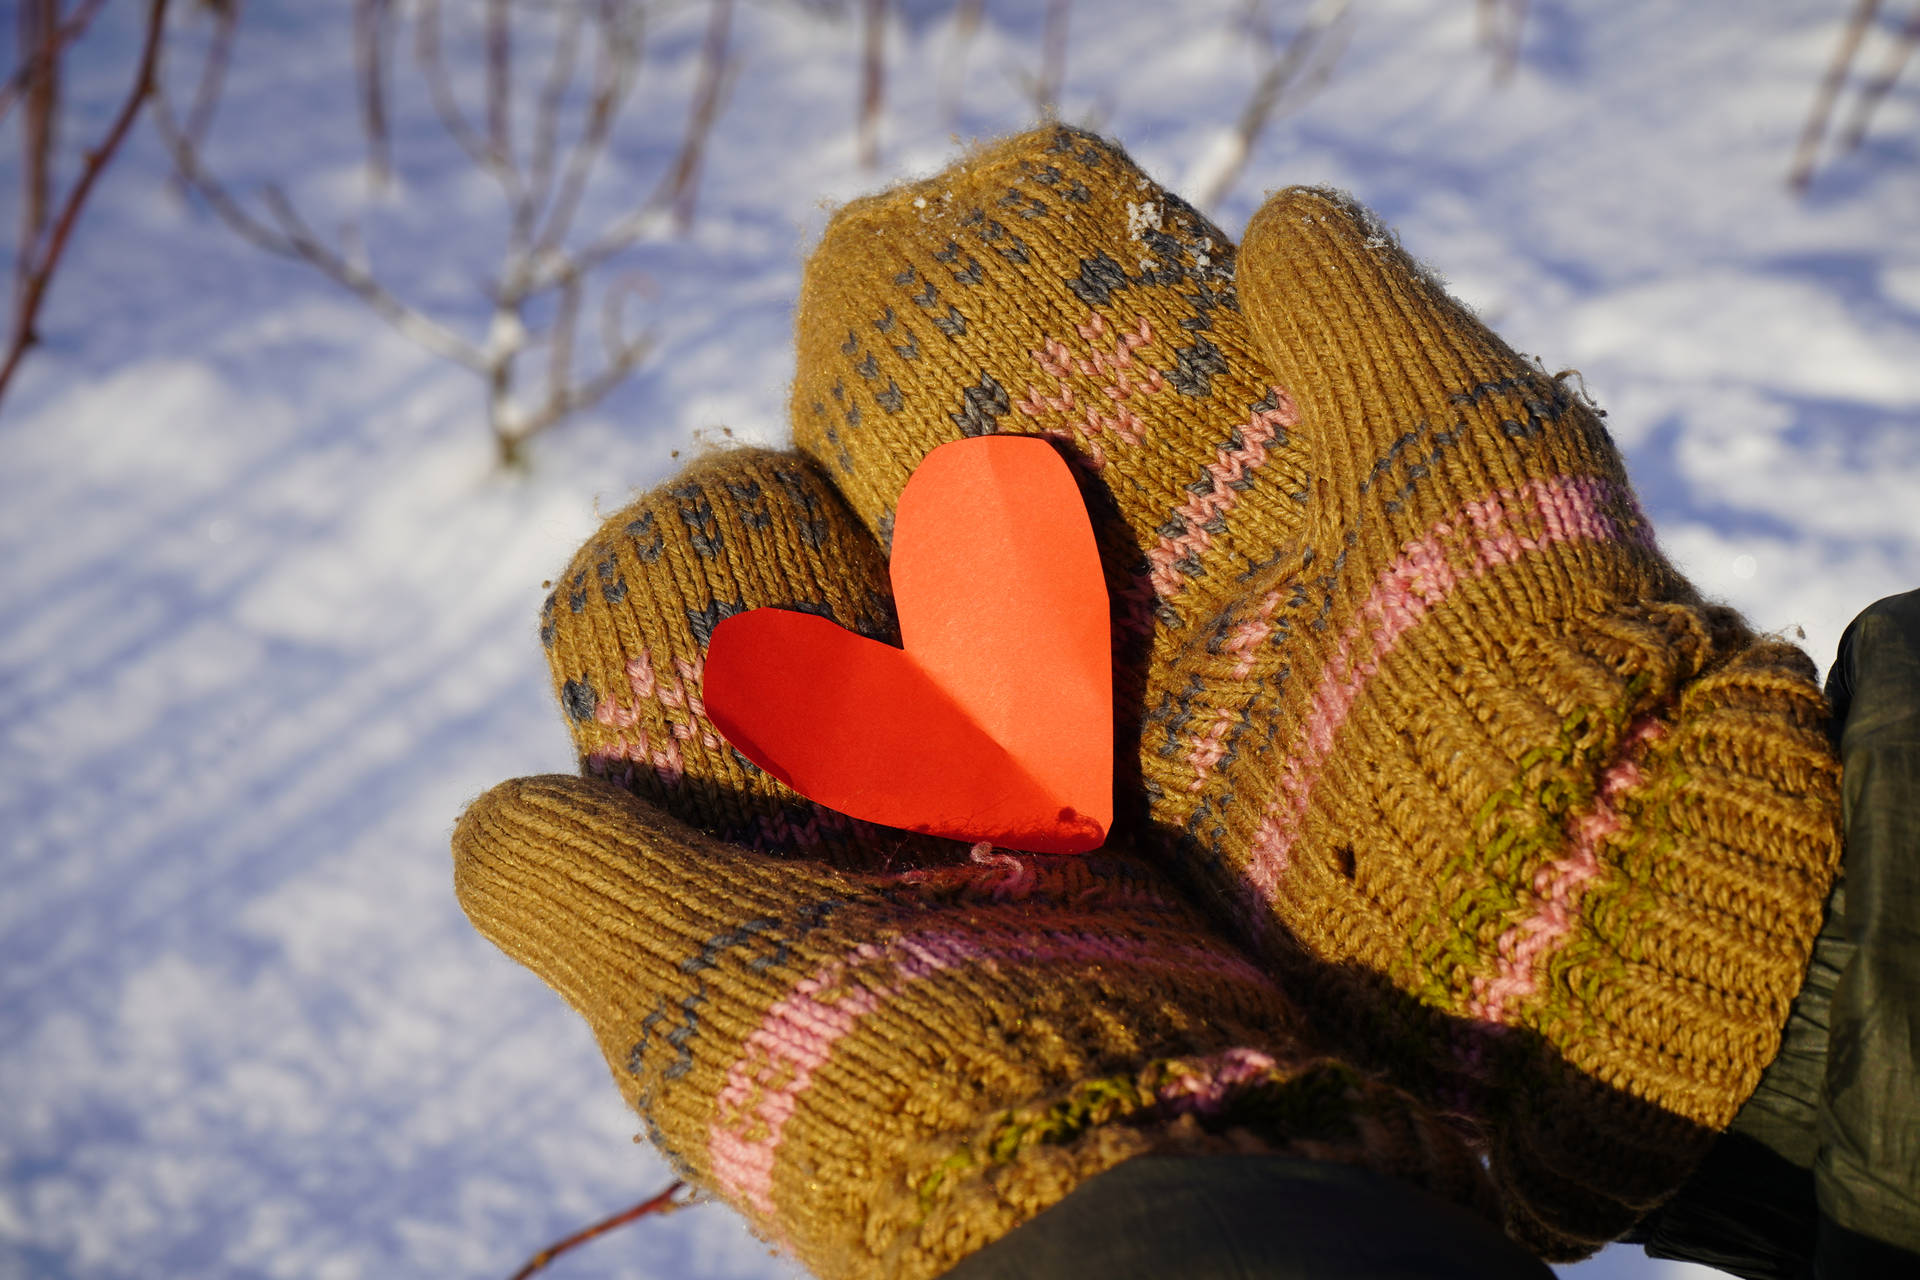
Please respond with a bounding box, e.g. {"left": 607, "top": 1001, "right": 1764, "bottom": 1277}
{"left": 539, "top": 448, "right": 933, "bottom": 864}
{"left": 454, "top": 775, "right": 1494, "bottom": 1280}
{"left": 792, "top": 125, "right": 1309, "bottom": 644}
{"left": 1133, "top": 188, "right": 1844, "bottom": 1256}
{"left": 781, "top": 128, "right": 1843, "bottom": 1258}
{"left": 463, "top": 450, "right": 1497, "bottom": 1280}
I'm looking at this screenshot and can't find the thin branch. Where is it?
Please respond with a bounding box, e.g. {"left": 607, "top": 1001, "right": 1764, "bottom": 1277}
{"left": 1476, "top": 0, "right": 1528, "bottom": 85}
{"left": 486, "top": 0, "right": 513, "bottom": 169}
{"left": 0, "top": 0, "right": 108, "bottom": 127}
{"left": 264, "top": 185, "right": 491, "bottom": 369}
{"left": 653, "top": 0, "right": 732, "bottom": 232}
{"left": 484, "top": 301, "right": 518, "bottom": 454}
{"left": 939, "top": 0, "right": 984, "bottom": 123}
{"left": 1496, "top": 0, "right": 1529, "bottom": 85}
{"left": 154, "top": 62, "right": 488, "bottom": 373}
{"left": 546, "top": 270, "right": 581, "bottom": 420}
{"left": 179, "top": 0, "right": 244, "bottom": 161}
{"left": 502, "top": 328, "right": 651, "bottom": 463}
{"left": 415, "top": 0, "right": 502, "bottom": 177}
{"left": 152, "top": 0, "right": 660, "bottom": 465}
{"left": 857, "top": 0, "right": 886, "bottom": 169}
{"left": 517, "top": 0, "right": 584, "bottom": 244}
{"left": 1194, "top": 0, "right": 1352, "bottom": 209}
{"left": 1, "top": 0, "right": 172, "bottom": 409}
{"left": 517, "top": 7, "right": 677, "bottom": 292}
{"left": 498, "top": 261, "right": 653, "bottom": 465}
{"left": 1789, "top": 0, "right": 1882, "bottom": 190}
{"left": 17, "top": 0, "right": 60, "bottom": 319}
{"left": 1839, "top": 0, "right": 1920, "bottom": 152}
{"left": 505, "top": 1182, "right": 692, "bottom": 1280}
{"left": 1036, "top": 0, "right": 1070, "bottom": 114}
{"left": 531, "top": 0, "right": 643, "bottom": 259}
{"left": 354, "top": 0, "right": 395, "bottom": 188}
{"left": 528, "top": 199, "right": 670, "bottom": 296}
{"left": 152, "top": 78, "right": 289, "bottom": 253}
{"left": 599, "top": 267, "right": 648, "bottom": 366}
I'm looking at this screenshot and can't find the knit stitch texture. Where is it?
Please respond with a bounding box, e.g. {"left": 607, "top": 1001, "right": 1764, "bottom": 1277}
{"left": 792, "top": 126, "right": 1310, "bottom": 647}
{"left": 783, "top": 130, "right": 1843, "bottom": 1258}
{"left": 487, "top": 126, "right": 1843, "bottom": 1265}
{"left": 1150, "top": 188, "right": 1842, "bottom": 1255}
{"left": 455, "top": 774, "right": 1495, "bottom": 1280}
{"left": 465, "top": 431, "right": 1496, "bottom": 1277}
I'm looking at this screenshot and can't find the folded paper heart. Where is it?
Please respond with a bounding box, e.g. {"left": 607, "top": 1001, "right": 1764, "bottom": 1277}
{"left": 703, "top": 436, "right": 1113, "bottom": 854}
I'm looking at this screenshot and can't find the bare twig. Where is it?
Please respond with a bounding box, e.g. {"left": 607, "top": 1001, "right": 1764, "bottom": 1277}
{"left": 505, "top": 1181, "right": 693, "bottom": 1280}
{"left": 532, "top": 0, "right": 643, "bottom": 257}
{"left": 1194, "top": 0, "right": 1353, "bottom": 209}
{"left": 415, "top": 0, "right": 499, "bottom": 176}
{"left": 600, "top": 267, "right": 649, "bottom": 365}
{"left": 150, "top": 82, "right": 276, "bottom": 244}
{"left": 857, "top": 0, "right": 887, "bottom": 168}
{"left": 162, "top": 0, "right": 663, "bottom": 464}
{"left": 354, "top": 0, "right": 396, "bottom": 187}
{"left": 0, "top": 0, "right": 108, "bottom": 127}
{"left": 1036, "top": 0, "right": 1071, "bottom": 114}
{"left": 518, "top": 0, "right": 584, "bottom": 244}
{"left": 1, "top": 0, "right": 172, "bottom": 410}
{"left": 654, "top": 0, "right": 733, "bottom": 231}
{"left": 267, "top": 183, "right": 492, "bottom": 368}
{"left": 1839, "top": 0, "right": 1920, "bottom": 152}
{"left": 179, "top": 0, "right": 244, "bottom": 161}
{"left": 178, "top": 91, "right": 480, "bottom": 365}
{"left": 1789, "top": 0, "right": 1882, "bottom": 190}
{"left": 503, "top": 328, "right": 651, "bottom": 464}
{"left": 529, "top": 198, "right": 670, "bottom": 296}
{"left": 939, "top": 0, "right": 985, "bottom": 123}
{"left": 494, "top": 256, "right": 653, "bottom": 468}
{"left": 17, "top": 0, "right": 60, "bottom": 318}
{"left": 547, "top": 271, "right": 581, "bottom": 420}
{"left": 486, "top": 0, "right": 513, "bottom": 169}
{"left": 155, "top": 40, "right": 488, "bottom": 373}
{"left": 502, "top": 11, "right": 670, "bottom": 286}
{"left": 1475, "top": 0, "right": 1529, "bottom": 85}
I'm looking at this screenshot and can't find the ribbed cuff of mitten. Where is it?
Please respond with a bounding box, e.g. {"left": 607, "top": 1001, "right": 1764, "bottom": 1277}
{"left": 454, "top": 776, "right": 1499, "bottom": 1279}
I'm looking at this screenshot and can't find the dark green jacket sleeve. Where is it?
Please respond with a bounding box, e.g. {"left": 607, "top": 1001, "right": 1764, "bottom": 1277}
{"left": 1816, "top": 588, "right": 1920, "bottom": 1272}
{"left": 1638, "top": 590, "right": 1920, "bottom": 1279}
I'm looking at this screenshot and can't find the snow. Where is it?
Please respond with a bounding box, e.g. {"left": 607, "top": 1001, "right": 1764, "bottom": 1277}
{"left": 4, "top": 2, "right": 1915, "bottom": 1278}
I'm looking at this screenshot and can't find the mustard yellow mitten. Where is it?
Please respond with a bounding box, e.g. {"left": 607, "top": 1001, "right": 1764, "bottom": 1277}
{"left": 465, "top": 448, "right": 1498, "bottom": 1279}
{"left": 1136, "top": 188, "right": 1843, "bottom": 1256}
{"left": 781, "top": 131, "right": 1841, "bottom": 1259}
{"left": 455, "top": 773, "right": 1496, "bottom": 1280}
{"left": 792, "top": 125, "right": 1309, "bottom": 645}
{"left": 539, "top": 447, "right": 941, "bottom": 864}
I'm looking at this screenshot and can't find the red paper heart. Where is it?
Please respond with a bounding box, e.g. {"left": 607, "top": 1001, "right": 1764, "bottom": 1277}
{"left": 703, "top": 435, "right": 1111, "bottom": 853}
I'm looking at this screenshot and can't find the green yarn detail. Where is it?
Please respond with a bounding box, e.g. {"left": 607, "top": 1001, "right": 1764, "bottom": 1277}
{"left": 1531, "top": 745, "right": 1697, "bottom": 1058}
{"left": 1404, "top": 671, "right": 1661, "bottom": 1024}
{"left": 1406, "top": 706, "right": 1613, "bottom": 1007}
{"left": 916, "top": 1148, "right": 979, "bottom": 1216}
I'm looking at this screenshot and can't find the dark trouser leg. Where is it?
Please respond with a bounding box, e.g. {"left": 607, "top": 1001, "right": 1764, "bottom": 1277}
{"left": 942, "top": 1155, "right": 1552, "bottom": 1280}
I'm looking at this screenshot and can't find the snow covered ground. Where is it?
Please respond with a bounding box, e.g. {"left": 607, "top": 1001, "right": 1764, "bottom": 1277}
{"left": 3, "top": 1, "right": 1916, "bottom": 1277}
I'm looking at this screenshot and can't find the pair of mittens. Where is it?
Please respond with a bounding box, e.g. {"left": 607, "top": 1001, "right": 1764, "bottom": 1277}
{"left": 458, "top": 126, "right": 1840, "bottom": 1265}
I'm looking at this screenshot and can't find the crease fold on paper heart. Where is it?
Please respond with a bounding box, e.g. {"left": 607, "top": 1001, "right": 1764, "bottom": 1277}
{"left": 703, "top": 436, "right": 1113, "bottom": 854}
